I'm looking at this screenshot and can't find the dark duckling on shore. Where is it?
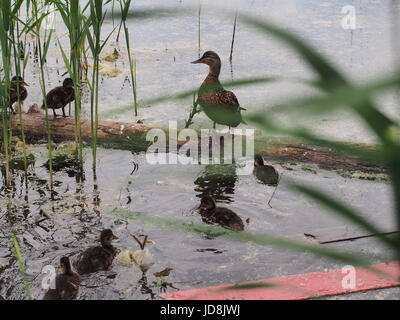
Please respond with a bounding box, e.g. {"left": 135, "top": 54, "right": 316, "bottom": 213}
{"left": 192, "top": 51, "right": 245, "bottom": 128}
{"left": 198, "top": 196, "right": 244, "bottom": 231}
{"left": 42, "top": 78, "right": 75, "bottom": 118}
{"left": 73, "top": 229, "right": 119, "bottom": 275}
{"left": 9, "top": 76, "right": 28, "bottom": 113}
{"left": 253, "top": 154, "right": 279, "bottom": 186}
{"left": 42, "top": 256, "right": 80, "bottom": 300}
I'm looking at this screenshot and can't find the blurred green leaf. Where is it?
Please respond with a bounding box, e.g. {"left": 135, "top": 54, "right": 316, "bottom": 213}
{"left": 292, "top": 183, "right": 400, "bottom": 250}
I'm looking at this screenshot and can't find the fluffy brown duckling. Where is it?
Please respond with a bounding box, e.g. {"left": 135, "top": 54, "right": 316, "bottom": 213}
{"left": 73, "top": 229, "right": 118, "bottom": 275}
{"left": 253, "top": 154, "right": 279, "bottom": 186}
{"left": 42, "top": 257, "right": 80, "bottom": 300}
{"left": 42, "top": 78, "right": 75, "bottom": 118}
{"left": 198, "top": 196, "right": 244, "bottom": 231}
{"left": 9, "top": 76, "right": 28, "bottom": 113}
{"left": 192, "top": 51, "right": 245, "bottom": 128}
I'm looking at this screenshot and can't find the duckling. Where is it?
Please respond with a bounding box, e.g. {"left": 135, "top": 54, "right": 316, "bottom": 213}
{"left": 192, "top": 51, "right": 245, "bottom": 128}
{"left": 198, "top": 196, "right": 244, "bottom": 231}
{"left": 253, "top": 154, "right": 279, "bottom": 186}
{"left": 42, "top": 257, "right": 80, "bottom": 300}
{"left": 9, "top": 76, "right": 28, "bottom": 113}
{"left": 42, "top": 78, "right": 75, "bottom": 118}
{"left": 73, "top": 229, "right": 119, "bottom": 275}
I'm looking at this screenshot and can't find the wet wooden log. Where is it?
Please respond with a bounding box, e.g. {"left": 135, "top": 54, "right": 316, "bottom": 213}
{"left": 6, "top": 104, "right": 156, "bottom": 150}
{"left": 1, "top": 105, "right": 386, "bottom": 175}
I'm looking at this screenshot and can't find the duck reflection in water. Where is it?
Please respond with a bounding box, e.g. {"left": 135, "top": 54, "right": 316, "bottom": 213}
{"left": 194, "top": 164, "right": 237, "bottom": 203}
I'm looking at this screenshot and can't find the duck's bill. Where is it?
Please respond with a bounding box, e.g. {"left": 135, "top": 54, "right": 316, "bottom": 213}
{"left": 22, "top": 82, "right": 29, "bottom": 86}
{"left": 191, "top": 58, "right": 202, "bottom": 64}
{"left": 112, "top": 235, "right": 119, "bottom": 241}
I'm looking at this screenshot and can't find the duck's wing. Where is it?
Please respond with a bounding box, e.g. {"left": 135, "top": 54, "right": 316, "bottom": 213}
{"left": 198, "top": 90, "right": 239, "bottom": 110}
{"left": 73, "top": 246, "right": 113, "bottom": 274}
{"left": 221, "top": 90, "right": 240, "bottom": 107}
{"left": 57, "top": 274, "right": 80, "bottom": 300}
{"left": 46, "top": 87, "right": 64, "bottom": 105}
{"left": 9, "top": 86, "right": 18, "bottom": 102}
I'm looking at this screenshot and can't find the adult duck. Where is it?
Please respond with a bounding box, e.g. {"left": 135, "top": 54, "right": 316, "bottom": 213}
{"left": 192, "top": 51, "right": 245, "bottom": 128}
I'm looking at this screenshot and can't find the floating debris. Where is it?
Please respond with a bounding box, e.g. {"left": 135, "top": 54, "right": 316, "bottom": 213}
{"left": 44, "top": 142, "right": 80, "bottom": 171}
{"left": 103, "top": 48, "right": 120, "bottom": 62}
{"left": 116, "top": 250, "right": 135, "bottom": 267}
{"left": 154, "top": 267, "right": 173, "bottom": 278}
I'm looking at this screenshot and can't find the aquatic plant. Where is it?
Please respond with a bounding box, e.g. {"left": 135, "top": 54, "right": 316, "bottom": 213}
{"left": 0, "top": 0, "right": 16, "bottom": 186}
{"left": 52, "top": 0, "right": 90, "bottom": 169}
{"left": 229, "top": 11, "right": 238, "bottom": 63}
{"left": 31, "top": 0, "right": 55, "bottom": 190}
{"left": 197, "top": 0, "right": 202, "bottom": 57}
{"left": 87, "top": 0, "right": 114, "bottom": 171}
{"left": 119, "top": 0, "right": 138, "bottom": 117}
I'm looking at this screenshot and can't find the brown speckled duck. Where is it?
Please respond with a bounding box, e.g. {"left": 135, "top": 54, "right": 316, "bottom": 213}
{"left": 9, "top": 76, "right": 28, "bottom": 113}
{"left": 42, "top": 257, "right": 80, "bottom": 300}
{"left": 42, "top": 78, "right": 75, "bottom": 118}
{"left": 73, "top": 229, "right": 118, "bottom": 275}
{"left": 192, "top": 51, "right": 245, "bottom": 128}
{"left": 198, "top": 196, "right": 244, "bottom": 231}
{"left": 254, "top": 154, "right": 279, "bottom": 186}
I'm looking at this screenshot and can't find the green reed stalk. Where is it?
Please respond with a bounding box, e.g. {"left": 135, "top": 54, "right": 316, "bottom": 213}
{"left": 197, "top": 0, "right": 202, "bottom": 57}
{"left": 32, "top": 1, "right": 54, "bottom": 190}
{"left": 70, "top": 1, "right": 83, "bottom": 165}
{"left": 12, "top": 233, "right": 32, "bottom": 300}
{"left": 184, "top": 93, "right": 200, "bottom": 128}
{"left": 0, "top": 0, "right": 13, "bottom": 187}
{"left": 11, "top": 12, "right": 29, "bottom": 177}
{"left": 87, "top": 0, "right": 113, "bottom": 171}
{"left": 229, "top": 11, "right": 238, "bottom": 62}
{"left": 119, "top": 0, "right": 138, "bottom": 117}
{"left": 53, "top": 0, "right": 91, "bottom": 168}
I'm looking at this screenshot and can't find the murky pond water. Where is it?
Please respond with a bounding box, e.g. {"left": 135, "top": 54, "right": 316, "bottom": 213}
{"left": 0, "top": 146, "right": 395, "bottom": 299}
{"left": 1, "top": 0, "right": 398, "bottom": 299}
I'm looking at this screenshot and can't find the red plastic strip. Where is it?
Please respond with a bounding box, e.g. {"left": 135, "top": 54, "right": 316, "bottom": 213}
{"left": 160, "top": 261, "right": 400, "bottom": 300}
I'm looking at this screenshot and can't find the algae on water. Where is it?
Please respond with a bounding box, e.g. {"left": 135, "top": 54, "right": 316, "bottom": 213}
{"left": 44, "top": 142, "right": 81, "bottom": 171}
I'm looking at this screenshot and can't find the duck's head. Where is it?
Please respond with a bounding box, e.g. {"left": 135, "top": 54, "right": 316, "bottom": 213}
{"left": 100, "top": 229, "right": 119, "bottom": 247}
{"left": 11, "top": 76, "right": 28, "bottom": 86}
{"left": 191, "top": 51, "right": 221, "bottom": 68}
{"left": 254, "top": 154, "right": 265, "bottom": 168}
{"left": 60, "top": 256, "right": 72, "bottom": 274}
{"left": 63, "top": 78, "right": 74, "bottom": 88}
{"left": 198, "top": 195, "right": 216, "bottom": 212}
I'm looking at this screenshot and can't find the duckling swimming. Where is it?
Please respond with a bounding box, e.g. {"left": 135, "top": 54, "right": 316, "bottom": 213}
{"left": 42, "top": 257, "right": 80, "bottom": 300}
{"left": 198, "top": 196, "right": 244, "bottom": 231}
{"left": 192, "top": 51, "right": 245, "bottom": 128}
{"left": 9, "top": 76, "right": 28, "bottom": 113}
{"left": 42, "top": 78, "right": 75, "bottom": 118}
{"left": 254, "top": 154, "right": 279, "bottom": 186}
{"left": 73, "top": 229, "right": 118, "bottom": 275}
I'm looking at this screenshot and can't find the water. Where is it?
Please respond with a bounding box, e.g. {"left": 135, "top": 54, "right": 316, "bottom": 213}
{"left": 0, "top": 146, "right": 395, "bottom": 299}
{"left": 0, "top": 0, "right": 398, "bottom": 300}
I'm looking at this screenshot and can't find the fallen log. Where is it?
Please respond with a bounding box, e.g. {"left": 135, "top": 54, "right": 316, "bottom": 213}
{"left": 0, "top": 105, "right": 387, "bottom": 175}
